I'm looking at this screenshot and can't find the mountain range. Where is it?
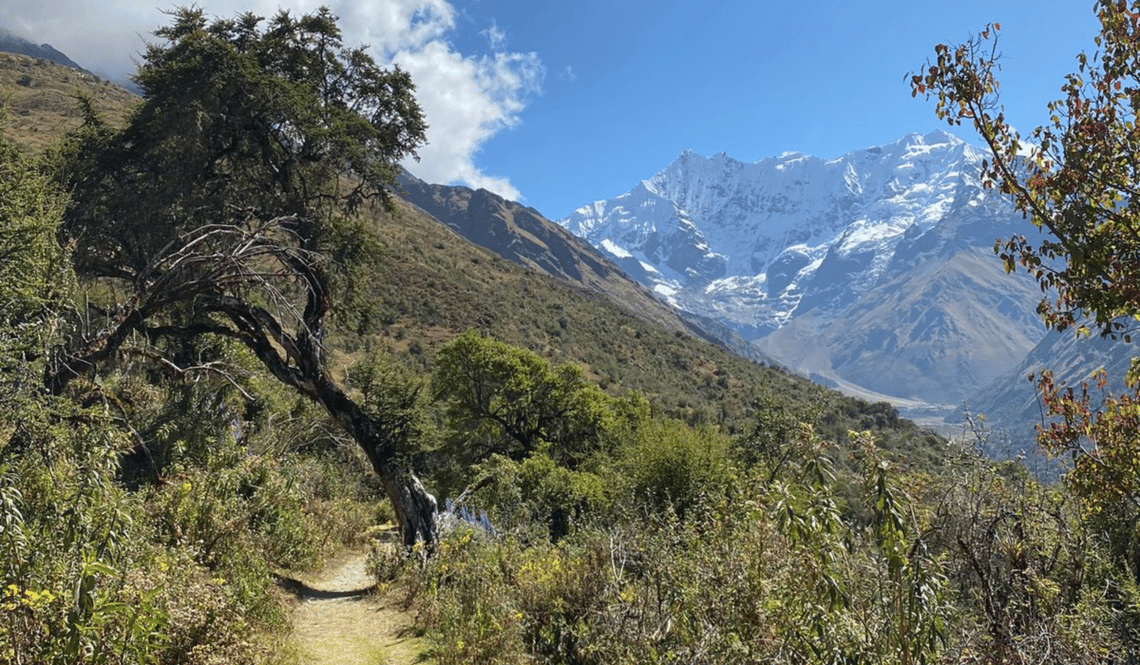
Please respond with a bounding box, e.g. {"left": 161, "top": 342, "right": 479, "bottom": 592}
{"left": 558, "top": 132, "right": 1050, "bottom": 411}
{"left": 398, "top": 132, "right": 1138, "bottom": 447}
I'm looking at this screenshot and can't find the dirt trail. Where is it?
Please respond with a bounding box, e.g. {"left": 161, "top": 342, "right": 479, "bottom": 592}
{"left": 284, "top": 536, "right": 428, "bottom": 665}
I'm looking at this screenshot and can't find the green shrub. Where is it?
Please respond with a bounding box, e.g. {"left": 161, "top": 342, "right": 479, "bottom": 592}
{"left": 409, "top": 528, "right": 531, "bottom": 665}
{"left": 404, "top": 433, "right": 971, "bottom": 665}
{"left": 146, "top": 443, "right": 316, "bottom": 572}
{"left": 0, "top": 422, "right": 169, "bottom": 665}
{"left": 616, "top": 420, "right": 733, "bottom": 519}
{"left": 461, "top": 448, "right": 610, "bottom": 542}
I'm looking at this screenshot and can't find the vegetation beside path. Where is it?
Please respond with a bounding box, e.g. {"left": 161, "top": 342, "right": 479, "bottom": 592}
{"left": 11, "top": 1, "right": 1140, "bottom": 663}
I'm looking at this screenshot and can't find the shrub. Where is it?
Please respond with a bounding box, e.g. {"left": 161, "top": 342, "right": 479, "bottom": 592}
{"left": 616, "top": 420, "right": 733, "bottom": 518}
{"left": 0, "top": 422, "right": 170, "bottom": 665}
{"left": 460, "top": 449, "right": 610, "bottom": 542}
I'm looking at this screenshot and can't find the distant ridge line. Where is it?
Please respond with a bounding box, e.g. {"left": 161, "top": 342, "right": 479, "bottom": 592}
{"left": 0, "top": 29, "right": 90, "bottom": 74}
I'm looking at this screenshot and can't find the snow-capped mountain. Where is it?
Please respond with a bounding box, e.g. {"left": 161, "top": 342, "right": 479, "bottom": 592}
{"left": 559, "top": 131, "right": 1047, "bottom": 406}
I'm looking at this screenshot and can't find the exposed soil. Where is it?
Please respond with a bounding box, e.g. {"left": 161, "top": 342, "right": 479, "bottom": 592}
{"left": 282, "top": 533, "right": 427, "bottom": 665}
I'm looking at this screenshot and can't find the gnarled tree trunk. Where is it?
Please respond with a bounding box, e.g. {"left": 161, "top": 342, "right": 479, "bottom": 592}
{"left": 46, "top": 219, "right": 442, "bottom": 551}
{"left": 308, "top": 372, "right": 439, "bottom": 550}
{"left": 375, "top": 467, "right": 439, "bottom": 549}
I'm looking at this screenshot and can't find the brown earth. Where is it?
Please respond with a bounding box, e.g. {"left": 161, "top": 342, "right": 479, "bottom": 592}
{"left": 0, "top": 52, "right": 137, "bottom": 153}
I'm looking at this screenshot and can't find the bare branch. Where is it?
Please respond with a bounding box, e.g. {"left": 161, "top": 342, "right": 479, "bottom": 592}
{"left": 119, "top": 344, "right": 255, "bottom": 400}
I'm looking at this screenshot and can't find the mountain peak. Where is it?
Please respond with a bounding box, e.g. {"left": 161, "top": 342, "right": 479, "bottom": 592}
{"left": 898, "top": 129, "right": 962, "bottom": 148}
{"left": 559, "top": 131, "right": 1040, "bottom": 406}
{"left": 664, "top": 131, "right": 971, "bottom": 181}
{"left": 0, "top": 29, "right": 89, "bottom": 73}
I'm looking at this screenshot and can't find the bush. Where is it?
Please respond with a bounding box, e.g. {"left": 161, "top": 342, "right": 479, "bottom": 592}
{"left": 616, "top": 420, "right": 733, "bottom": 518}
{"left": 1, "top": 383, "right": 381, "bottom": 664}
{"left": 0, "top": 421, "right": 170, "bottom": 665}
{"left": 407, "top": 528, "right": 531, "bottom": 665}
{"left": 460, "top": 448, "right": 610, "bottom": 542}
{"left": 402, "top": 433, "right": 971, "bottom": 664}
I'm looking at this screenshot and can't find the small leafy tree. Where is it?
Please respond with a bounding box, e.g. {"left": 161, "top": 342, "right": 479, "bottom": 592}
{"left": 911, "top": 7, "right": 1140, "bottom": 341}
{"left": 48, "top": 7, "right": 437, "bottom": 548}
{"left": 0, "top": 119, "right": 73, "bottom": 412}
{"left": 911, "top": 0, "right": 1140, "bottom": 589}
{"left": 0, "top": 115, "right": 75, "bottom": 459}
{"left": 433, "top": 331, "right": 629, "bottom": 469}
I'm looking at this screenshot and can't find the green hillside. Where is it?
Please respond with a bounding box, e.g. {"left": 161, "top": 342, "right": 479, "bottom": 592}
{"left": 347, "top": 196, "right": 939, "bottom": 453}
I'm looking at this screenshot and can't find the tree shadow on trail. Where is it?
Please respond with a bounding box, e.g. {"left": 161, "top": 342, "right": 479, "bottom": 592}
{"left": 272, "top": 573, "right": 377, "bottom": 600}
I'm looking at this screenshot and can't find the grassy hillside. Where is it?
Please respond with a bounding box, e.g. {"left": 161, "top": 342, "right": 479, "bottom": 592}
{"left": 396, "top": 171, "right": 779, "bottom": 366}
{"left": 396, "top": 171, "right": 697, "bottom": 333}
{"left": 0, "top": 53, "right": 136, "bottom": 152}
{"left": 346, "top": 197, "right": 945, "bottom": 466}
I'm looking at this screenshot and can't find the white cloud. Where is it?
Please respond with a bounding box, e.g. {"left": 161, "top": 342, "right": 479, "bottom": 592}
{"left": 393, "top": 41, "right": 542, "bottom": 199}
{"left": 0, "top": 0, "right": 540, "bottom": 200}
{"left": 484, "top": 21, "right": 507, "bottom": 51}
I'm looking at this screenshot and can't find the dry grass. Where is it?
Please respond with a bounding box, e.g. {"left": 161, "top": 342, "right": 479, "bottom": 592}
{"left": 288, "top": 544, "right": 430, "bottom": 665}
{"left": 0, "top": 52, "right": 137, "bottom": 152}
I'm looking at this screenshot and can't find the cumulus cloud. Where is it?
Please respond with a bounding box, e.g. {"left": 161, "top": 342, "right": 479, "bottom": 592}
{"left": 0, "top": 0, "right": 541, "bottom": 200}
{"left": 393, "top": 42, "right": 542, "bottom": 199}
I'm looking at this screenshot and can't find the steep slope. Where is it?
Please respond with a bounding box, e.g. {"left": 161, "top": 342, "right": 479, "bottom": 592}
{"left": 396, "top": 171, "right": 688, "bottom": 332}
{"left": 0, "top": 50, "right": 950, "bottom": 469}
{"left": 562, "top": 132, "right": 978, "bottom": 332}
{"left": 348, "top": 197, "right": 949, "bottom": 469}
{"left": 0, "top": 52, "right": 136, "bottom": 152}
{"left": 395, "top": 171, "right": 776, "bottom": 365}
{"left": 759, "top": 188, "right": 1044, "bottom": 405}
{"left": 969, "top": 329, "right": 1138, "bottom": 448}
{"left": 560, "top": 132, "right": 1045, "bottom": 406}
{"left": 0, "top": 29, "right": 88, "bottom": 72}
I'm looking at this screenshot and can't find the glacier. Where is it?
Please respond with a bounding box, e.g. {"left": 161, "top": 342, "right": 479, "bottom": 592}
{"left": 558, "top": 130, "right": 1047, "bottom": 407}
{"left": 560, "top": 130, "right": 990, "bottom": 336}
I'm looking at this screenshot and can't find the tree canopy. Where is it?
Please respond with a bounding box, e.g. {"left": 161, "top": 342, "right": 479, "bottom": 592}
{"left": 911, "top": 0, "right": 1140, "bottom": 548}
{"left": 433, "top": 330, "right": 632, "bottom": 467}
{"left": 48, "top": 6, "right": 439, "bottom": 548}
{"left": 59, "top": 6, "right": 425, "bottom": 281}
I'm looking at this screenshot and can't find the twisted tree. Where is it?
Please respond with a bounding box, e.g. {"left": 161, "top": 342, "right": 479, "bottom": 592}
{"left": 49, "top": 7, "right": 438, "bottom": 548}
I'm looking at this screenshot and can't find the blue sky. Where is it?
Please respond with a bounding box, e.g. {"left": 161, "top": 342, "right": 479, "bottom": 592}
{"left": 2, "top": 1, "right": 1104, "bottom": 220}
{"left": 446, "top": 0, "right": 1101, "bottom": 219}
